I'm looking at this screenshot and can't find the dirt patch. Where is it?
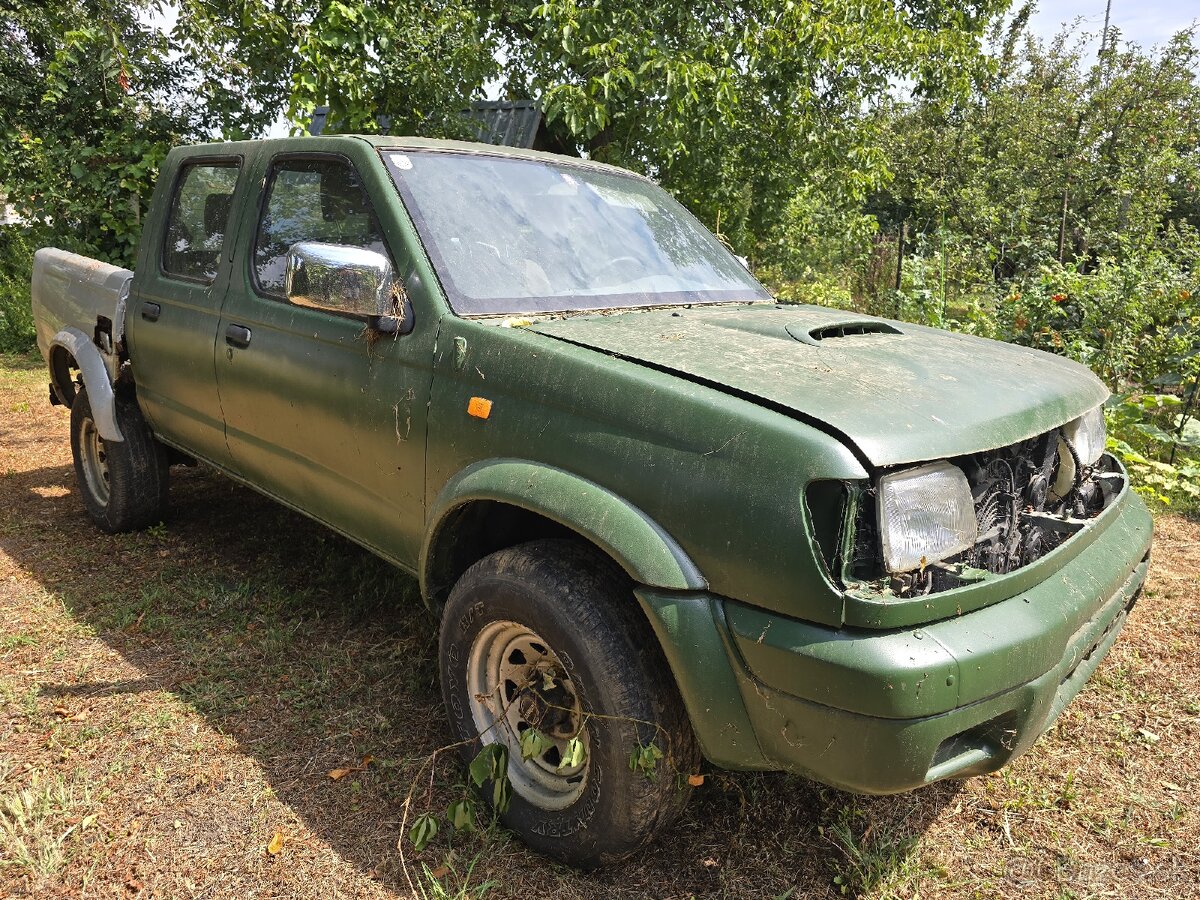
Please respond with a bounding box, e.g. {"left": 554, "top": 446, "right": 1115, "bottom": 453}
{"left": 1, "top": 353, "right": 1197, "bottom": 898}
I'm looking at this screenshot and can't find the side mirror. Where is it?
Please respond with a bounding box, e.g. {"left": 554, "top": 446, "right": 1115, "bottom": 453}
{"left": 284, "top": 241, "right": 412, "bottom": 334}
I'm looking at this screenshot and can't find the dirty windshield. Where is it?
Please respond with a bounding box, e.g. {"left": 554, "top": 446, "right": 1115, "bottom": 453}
{"left": 383, "top": 150, "right": 770, "bottom": 316}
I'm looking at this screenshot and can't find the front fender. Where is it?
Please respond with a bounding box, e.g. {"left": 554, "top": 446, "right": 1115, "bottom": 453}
{"left": 422, "top": 459, "right": 707, "bottom": 596}
{"left": 48, "top": 327, "right": 124, "bottom": 442}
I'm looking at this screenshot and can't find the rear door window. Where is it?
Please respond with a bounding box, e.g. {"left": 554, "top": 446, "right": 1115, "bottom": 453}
{"left": 162, "top": 161, "right": 241, "bottom": 283}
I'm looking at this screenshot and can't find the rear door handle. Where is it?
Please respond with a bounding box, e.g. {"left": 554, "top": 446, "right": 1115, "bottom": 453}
{"left": 225, "top": 324, "right": 252, "bottom": 348}
{"left": 141, "top": 302, "right": 161, "bottom": 322}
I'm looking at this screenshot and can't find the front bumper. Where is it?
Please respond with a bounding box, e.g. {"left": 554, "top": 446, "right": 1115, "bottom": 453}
{"left": 636, "top": 488, "right": 1153, "bottom": 794}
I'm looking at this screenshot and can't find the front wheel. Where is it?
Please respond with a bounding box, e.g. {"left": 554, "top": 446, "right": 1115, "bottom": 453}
{"left": 439, "top": 540, "right": 700, "bottom": 868}
{"left": 69, "top": 386, "right": 169, "bottom": 533}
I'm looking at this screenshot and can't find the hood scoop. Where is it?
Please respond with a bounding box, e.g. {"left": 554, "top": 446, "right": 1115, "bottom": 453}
{"left": 786, "top": 320, "right": 902, "bottom": 346}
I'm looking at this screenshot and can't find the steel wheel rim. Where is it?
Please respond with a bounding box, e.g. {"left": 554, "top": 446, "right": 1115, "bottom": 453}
{"left": 79, "top": 416, "right": 111, "bottom": 506}
{"left": 466, "top": 620, "right": 589, "bottom": 809}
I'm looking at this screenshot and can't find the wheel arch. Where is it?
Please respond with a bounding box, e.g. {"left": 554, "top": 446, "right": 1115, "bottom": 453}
{"left": 47, "top": 327, "right": 124, "bottom": 442}
{"left": 420, "top": 459, "right": 706, "bottom": 607}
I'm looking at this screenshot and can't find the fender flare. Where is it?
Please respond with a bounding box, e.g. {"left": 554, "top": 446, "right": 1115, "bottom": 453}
{"left": 421, "top": 459, "right": 706, "bottom": 596}
{"left": 48, "top": 327, "right": 124, "bottom": 442}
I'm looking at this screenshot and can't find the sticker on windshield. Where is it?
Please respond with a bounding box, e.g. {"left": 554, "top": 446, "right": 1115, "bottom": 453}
{"left": 561, "top": 172, "right": 578, "bottom": 187}
{"left": 394, "top": 154, "right": 413, "bottom": 170}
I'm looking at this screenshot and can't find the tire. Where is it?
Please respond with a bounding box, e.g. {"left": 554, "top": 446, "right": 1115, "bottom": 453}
{"left": 70, "top": 386, "right": 169, "bottom": 533}
{"left": 439, "top": 539, "right": 700, "bottom": 868}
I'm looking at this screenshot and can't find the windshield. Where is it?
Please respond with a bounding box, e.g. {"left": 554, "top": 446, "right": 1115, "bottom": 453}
{"left": 382, "top": 150, "right": 770, "bottom": 316}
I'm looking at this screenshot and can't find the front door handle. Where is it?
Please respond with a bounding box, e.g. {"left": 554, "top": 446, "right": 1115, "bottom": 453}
{"left": 141, "top": 302, "right": 161, "bottom": 322}
{"left": 225, "top": 324, "right": 252, "bottom": 348}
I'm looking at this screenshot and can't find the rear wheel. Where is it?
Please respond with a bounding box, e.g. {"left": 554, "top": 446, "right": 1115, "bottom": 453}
{"left": 439, "top": 539, "right": 700, "bottom": 868}
{"left": 70, "top": 386, "right": 169, "bottom": 533}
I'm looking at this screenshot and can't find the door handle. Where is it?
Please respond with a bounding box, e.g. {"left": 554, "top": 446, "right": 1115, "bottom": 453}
{"left": 225, "top": 324, "right": 252, "bottom": 348}
{"left": 141, "top": 302, "right": 161, "bottom": 322}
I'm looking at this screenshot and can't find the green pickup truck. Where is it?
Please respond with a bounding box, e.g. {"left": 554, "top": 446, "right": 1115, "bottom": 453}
{"left": 31, "top": 136, "right": 1152, "bottom": 867}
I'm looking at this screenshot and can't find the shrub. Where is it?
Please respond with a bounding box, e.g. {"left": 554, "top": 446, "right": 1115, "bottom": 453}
{"left": 0, "top": 226, "right": 37, "bottom": 354}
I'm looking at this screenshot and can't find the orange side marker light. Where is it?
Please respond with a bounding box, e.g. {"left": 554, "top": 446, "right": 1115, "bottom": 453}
{"left": 467, "top": 396, "right": 493, "bottom": 419}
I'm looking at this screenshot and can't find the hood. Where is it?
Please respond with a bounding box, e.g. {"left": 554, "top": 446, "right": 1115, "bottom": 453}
{"left": 529, "top": 304, "right": 1109, "bottom": 468}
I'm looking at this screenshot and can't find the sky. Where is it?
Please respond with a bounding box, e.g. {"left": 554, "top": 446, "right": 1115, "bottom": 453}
{"left": 1028, "top": 0, "right": 1197, "bottom": 49}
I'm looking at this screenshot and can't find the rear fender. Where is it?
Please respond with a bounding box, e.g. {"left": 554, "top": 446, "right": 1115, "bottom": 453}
{"left": 48, "top": 327, "right": 124, "bottom": 442}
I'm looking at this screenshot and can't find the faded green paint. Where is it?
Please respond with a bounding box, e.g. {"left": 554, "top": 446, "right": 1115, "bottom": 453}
{"left": 634, "top": 588, "right": 769, "bottom": 770}
{"left": 36, "top": 134, "right": 1153, "bottom": 798}
{"left": 530, "top": 305, "right": 1110, "bottom": 468}
{"left": 710, "top": 493, "right": 1150, "bottom": 784}
{"left": 728, "top": 488, "right": 1150, "bottom": 721}
{"left": 423, "top": 460, "right": 706, "bottom": 593}
{"left": 422, "top": 315, "right": 865, "bottom": 625}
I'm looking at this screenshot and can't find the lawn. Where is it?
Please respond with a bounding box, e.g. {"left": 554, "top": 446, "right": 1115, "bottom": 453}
{"left": 1, "top": 351, "right": 1197, "bottom": 899}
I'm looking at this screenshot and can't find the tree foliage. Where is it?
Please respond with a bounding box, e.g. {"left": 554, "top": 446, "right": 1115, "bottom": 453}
{"left": 0, "top": 0, "right": 203, "bottom": 266}
{"left": 876, "top": 9, "right": 1200, "bottom": 277}
{"left": 174, "top": 0, "right": 1007, "bottom": 260}
{"left": 2, "top": 0, "right": 1196, "bottom": 502}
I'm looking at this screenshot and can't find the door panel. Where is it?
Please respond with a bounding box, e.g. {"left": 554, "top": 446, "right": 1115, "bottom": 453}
{"left": 215, "top": 150, "right": 434, "bottom": 567}
{"left": 126, "top": 154, "right": 244, "bottom": 467}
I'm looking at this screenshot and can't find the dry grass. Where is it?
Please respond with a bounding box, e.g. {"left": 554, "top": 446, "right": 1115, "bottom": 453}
{"left": 0, "top": 350, "right": 1197, "bottom": 899}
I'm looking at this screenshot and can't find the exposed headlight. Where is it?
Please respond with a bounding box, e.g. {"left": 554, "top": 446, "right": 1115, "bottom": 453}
{"left": 877, "top": 461, "right": 978, "bottom": 573}
{"left": 1063, "top": 405, "right": 1106, "bottom": 465}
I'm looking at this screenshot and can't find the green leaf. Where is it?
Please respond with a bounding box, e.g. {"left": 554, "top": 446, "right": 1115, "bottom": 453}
{"left": 409, "top": 813, "right": 438, "bottom": 851}
{"left": 558, "top": 736, "right": 586, "bottom": 771}
{"left": 447, "top": 798, "right": 475, "bottom": 833}
{"left": 492, "top": 772, "right": 513, "bottom": 813}
{"left": 629, "top": 740, "right": 664, "bottom": 779}
{"left": 467, "top": 742, "right": 506, "bottom": 787}
{"left": 520, "top": 727, "right": 554, "bottom": 761}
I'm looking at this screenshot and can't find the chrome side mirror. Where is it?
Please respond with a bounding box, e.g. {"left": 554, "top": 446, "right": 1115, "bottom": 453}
{"left": 284, "top": 241, "right": 411, "bottom": 334}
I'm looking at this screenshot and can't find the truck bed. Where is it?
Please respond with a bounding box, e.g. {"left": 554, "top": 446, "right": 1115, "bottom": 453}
{"left": 31, "top": 248, "right": 133, "bottom": 387}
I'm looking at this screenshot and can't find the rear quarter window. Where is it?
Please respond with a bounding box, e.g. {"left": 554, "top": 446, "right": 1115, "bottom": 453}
{"left": 162, "top": 161, "right": 240, "bottom": 283}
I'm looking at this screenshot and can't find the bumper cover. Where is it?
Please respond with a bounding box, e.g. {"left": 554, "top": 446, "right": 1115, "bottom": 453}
{"left": 636, "top": 489, "right": 1152, "bottom": 794}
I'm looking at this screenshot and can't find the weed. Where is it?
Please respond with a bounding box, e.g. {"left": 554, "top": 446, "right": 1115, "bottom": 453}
{"left": 823, "top": 802, "right": 928, "bottom": 897}
{"left": 0, "top": 771, "right": 97, "bottom": 878}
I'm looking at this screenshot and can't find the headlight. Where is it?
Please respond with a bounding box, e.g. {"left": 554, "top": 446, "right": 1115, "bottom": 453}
{"left": 1063, "top": 405, "right": 1106, "bottom": 465}
{"left": 877, "top": 461, "right": 978, "bottom": 573}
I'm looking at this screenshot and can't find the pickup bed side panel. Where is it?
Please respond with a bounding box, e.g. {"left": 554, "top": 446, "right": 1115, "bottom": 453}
{"left": 31, "top": 249, "right": 131, "bottom": 440}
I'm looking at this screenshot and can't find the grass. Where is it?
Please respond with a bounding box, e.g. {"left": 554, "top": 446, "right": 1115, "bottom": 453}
{"left": 0, "top": 354, "right": 1198, "bottom": 897}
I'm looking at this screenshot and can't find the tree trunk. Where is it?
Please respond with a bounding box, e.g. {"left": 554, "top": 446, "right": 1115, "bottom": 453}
{"left": 1057, "top": 183, "right": 1070, "bottom": 263}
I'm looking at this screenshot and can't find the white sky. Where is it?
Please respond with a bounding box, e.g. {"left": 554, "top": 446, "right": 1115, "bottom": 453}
{"left": 1029, "top": 0, "right": 1197, "bottom": 49}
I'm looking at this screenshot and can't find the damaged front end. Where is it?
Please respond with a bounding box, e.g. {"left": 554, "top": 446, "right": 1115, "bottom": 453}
{"left": 830, "top": 409, "right": 1129, "bottom": 618}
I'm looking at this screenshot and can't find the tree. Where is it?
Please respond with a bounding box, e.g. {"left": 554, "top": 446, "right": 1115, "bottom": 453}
{"left": 875, "top": 13, "right": 1200, "bottom": 278}
{"left": 0, "top": 0, "right": 203, "bottom": 266}
{"left": 174, "top": 0, "right": 1009, "bottom": 263}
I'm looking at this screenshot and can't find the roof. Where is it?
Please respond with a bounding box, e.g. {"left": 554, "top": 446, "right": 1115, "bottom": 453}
{"left": 169, "top": 134, "right": 639, "bottom": 179}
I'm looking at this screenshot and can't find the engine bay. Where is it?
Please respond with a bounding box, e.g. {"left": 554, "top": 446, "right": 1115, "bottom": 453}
{"left": 842, "top": 428, "right": 1126, "bottom": 599}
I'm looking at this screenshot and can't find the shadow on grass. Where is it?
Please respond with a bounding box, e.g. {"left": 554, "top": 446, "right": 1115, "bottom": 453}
{"left": 0, "top": 460, "right": 958, "bottom": 899}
